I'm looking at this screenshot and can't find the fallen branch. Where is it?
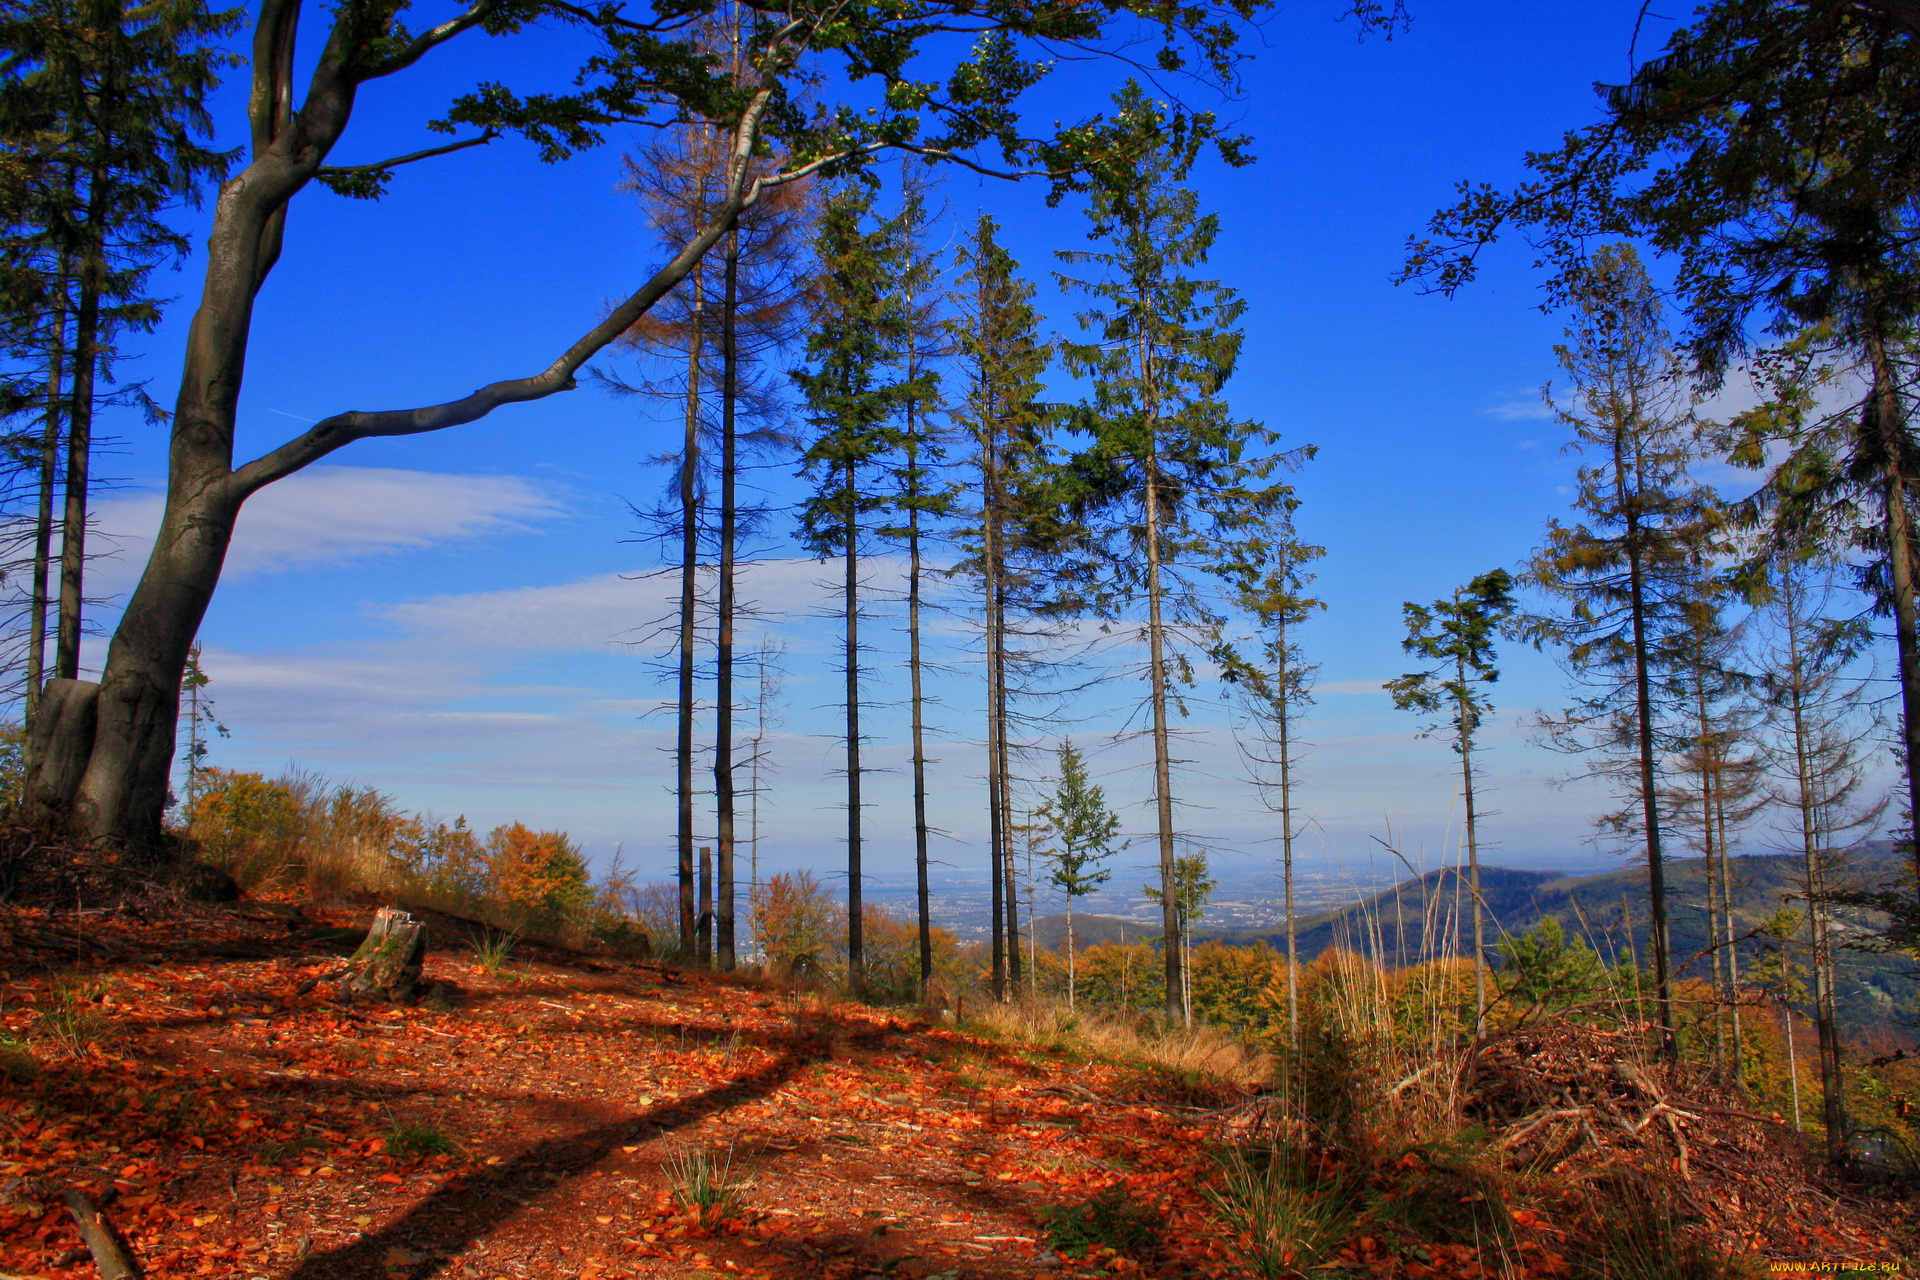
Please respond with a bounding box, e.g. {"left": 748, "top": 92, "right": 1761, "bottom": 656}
{"left": 64, "top": 1190, "right": 139, "bottom": 1280}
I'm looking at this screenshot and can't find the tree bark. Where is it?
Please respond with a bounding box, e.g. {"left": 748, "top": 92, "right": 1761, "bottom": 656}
{"left": 677, "top": 273, "right": 704, "bottom": 956}
{"left": 908, "top": 451, "right": 933, "bottom": 995}
{"left": 1144, "top": 454, "right": 1183, "bottom": 1024}
{"left": 1277, "top": 602, "right": 1299, "bottom": 1051}
{"left": 715, "top": 227, "right": 739, "bottom": 972}
{"left": 1065, "top": 900, "right": 1076, "bottom": 1010}
{"left": 27, "top": 258, "right": 70, "bottom": 731}
{"left": 843, "top": 454, "right": 864, "bottom": 992}
{"left": 30, "top": 0, "right": 791, "bottom": 845}
{"left": 57, "top": 166, "right": 107, "bottom": 685}
{"left": 1865, "top": 330, "right": 1920, "bottom": 902}
{"left": 1456, "top": 625, "right": 1486, "bottom": 1036}
{"left": 346, "top": 907, "right": 428, "bottom": 1002}
{"left": 1784, "top": 577, "right": 1847, "bottom": 1161}
{"left": 1615, "top": 421, "right": 1675, "bottom": 1051}
{"left": 983, "top": 423, "right": 1005, "bottom": 1001}
{"left": 64, "top": 1190, "right": 139, "bottom": 1280}
{"left": 999, "top": 612, "right": 1021, "bottom": 992}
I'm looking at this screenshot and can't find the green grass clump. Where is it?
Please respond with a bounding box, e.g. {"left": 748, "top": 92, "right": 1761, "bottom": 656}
{"left": 1203, "top": 1146, "right": 1356, "bottom": 1278}
{"left": 469, "top": 929, "right": 519, "bottom": 977}
{"left": 384, "top": 1121, "right": 459, "bottom": 1158}
{"left": 0, "top": 1034, "right": 38, "bottom": 1082}
{"left": 1036, "top": 1185, "right": 1160, "bottom": 1260}
{"left": 667, "top": 1144, "right": 749, "bottom": 1222}
{"left": 35, "top": 981, "right": 113, "bottom": 1055}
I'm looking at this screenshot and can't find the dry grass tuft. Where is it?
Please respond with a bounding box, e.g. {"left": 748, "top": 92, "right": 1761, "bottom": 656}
{"left": 965, "top": 992, "right": 1269, "bottom": 1090}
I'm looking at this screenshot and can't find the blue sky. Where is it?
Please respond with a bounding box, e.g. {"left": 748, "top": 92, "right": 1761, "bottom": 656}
{"left": 74, "top": 1, "right": 1836, "bottom": 900}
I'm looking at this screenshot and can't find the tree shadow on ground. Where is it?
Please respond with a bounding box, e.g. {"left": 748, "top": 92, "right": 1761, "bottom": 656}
{"left": 285, "top": 1022, "right": 906, "bottom": 1280}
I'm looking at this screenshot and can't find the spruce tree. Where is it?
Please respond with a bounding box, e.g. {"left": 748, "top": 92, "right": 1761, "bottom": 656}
{"left": 1524, "top": 245, "right": 1724, "bottom": 1053}
{"left": 796, "top": 181, "right": 909, "bottom": 991}
{"left": 1385, "top": 568, "right": 1516, "bottom": 1034}
{"left": 874, "top": 166, "right": 954, "bottom": 994}
{"left": 1215, "top": 510, "right": 1322, "bottom": 1048}
{"left": 1408, "top": 1, "right": 1920, "bottom": 896}
{"left": 1758, "top": 553, "right": 1885, "bottom": 1161}
{"left": 1057, "top": 84, "right": 1291, "bottom": 1023}
{"left": 1039, "top": 738, "right": 1118, "bottom": 1009}
{"left": 951, "top": 213, "right": 1056, "bottom": 1000}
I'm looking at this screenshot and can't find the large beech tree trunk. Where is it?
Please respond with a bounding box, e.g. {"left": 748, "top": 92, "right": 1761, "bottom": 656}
{"left": 25, "top": 0, "right": 786, "bottom": 846}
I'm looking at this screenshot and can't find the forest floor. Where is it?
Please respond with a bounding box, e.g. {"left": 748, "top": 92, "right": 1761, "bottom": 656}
{"left": 0, "top": 894, "right": 1912, "bottom": 1280}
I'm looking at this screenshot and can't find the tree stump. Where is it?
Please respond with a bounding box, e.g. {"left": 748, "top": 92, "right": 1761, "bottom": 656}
{"left": 345, "top": 908, "right": 427, "bottom": 1003}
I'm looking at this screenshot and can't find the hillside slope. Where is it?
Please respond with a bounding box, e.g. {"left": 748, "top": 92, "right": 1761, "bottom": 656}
{"left": 1202, "top": 852, "right": 1917, "bottom": 1026}
{"left": 0, "top": 896, "right": 1907, "bottom": 1277}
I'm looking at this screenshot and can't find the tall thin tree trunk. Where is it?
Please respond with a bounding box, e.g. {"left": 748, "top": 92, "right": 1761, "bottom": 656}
{"left": 1615, "top": 422, "right": 1675, "bottom": 1050}
{"left": 1784, "top": 579, "right": 1845, "bottom": 1159}
{"left": 983, "top": 427, "right": 1005, "bottom": 1000}
{"left": 1866, "top": 329, "right": 1920, "bottom": 904}
{"left": 676, "top": 274, "right": 704, "bottom": 955}
{"left": 909, "top": 479, "right": 933, "bottom": 993}
{"left": 1455, "top": 609, "right": 1486, "bottom": 1036}
{"left": 1717, "top": 780, "right": 1744, "bottom": 1081}
{"left": 843, "top": 453, "right": 865, "bottom": 992}
{"left": 1065, "top": 900, "right": 1076, "bottom": 1010}
{"left": 57, "top": 181, "right": 107, "bottom": 684}
{"left": 27, "top": 266, "right": 70, "bottom": 728}
{"left": 1278, "top": 604, "right": 1298, "bottom": 1050}
{"left": 714, "top": 228, "right": 739, "bottom": 972}
{"left": 698, "top": 843, "right": 713, "bottom": 964}
{"left": 999, "top": 612, "right": 1021, "bottom": 992}
{"left": 1783, "top": 990, "right": 1804, "bottom": 1131}
{"left": 1697, "top": 679, "right": 1725, "bottom": 1071}
{"left": 1143, "top": 454, "right": 1182, "bottom": 1025}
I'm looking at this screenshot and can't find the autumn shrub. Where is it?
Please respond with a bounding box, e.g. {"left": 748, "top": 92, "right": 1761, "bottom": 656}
{"left": 184, "top": 768, "right": 308, "bottom": 888}
{"left": 751, "top": 870, "right": 842, "bottom": 979}
{"left": 854, "top": 904, "right": 972, "bottom": 1003}
{"left": 181, "top": 767, "right": 653, "bottom": 952}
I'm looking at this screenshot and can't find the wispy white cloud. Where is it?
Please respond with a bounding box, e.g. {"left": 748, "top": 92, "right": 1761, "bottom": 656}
{"left": 1318, "top": 678, "right": 1388, "bottom": 695}
{"left": 89, "top": 466, "right": 570, "bottom": 593}
{"left": 1484, "top": 390, "right": 1555, "bottom": 421}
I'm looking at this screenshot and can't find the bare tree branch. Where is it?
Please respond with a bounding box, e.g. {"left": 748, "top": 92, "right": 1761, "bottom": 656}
{"left": 315, "top": 130, "right": 498, "bottom": 180}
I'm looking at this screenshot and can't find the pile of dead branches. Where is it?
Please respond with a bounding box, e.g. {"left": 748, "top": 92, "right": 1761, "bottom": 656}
{"left": 1465, "top": 1022, "right": 1905, "bottom": 1259}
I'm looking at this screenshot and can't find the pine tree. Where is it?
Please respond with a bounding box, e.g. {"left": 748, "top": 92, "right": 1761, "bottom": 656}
{"left": 951, "top": 213, "right": 1057, "bottom": 1000}
{"left": 1057, "top": 84, "right": 1291, "bottom": 1024}
{"left": 1408, "top": 0, "right": 1920, "bottom": 899}
{"left": 617, "top": 103, "right": 810, "bottom": 965}
{"left": 1656, "top": 591, "right": 1763, "bottom": 1077}
{"left": 176, "top": 638, "right": 225, "bottom": 808}
{"left": 796, "top": 180, "right": 910, "bottom": 992}
{"left": 1385, "top": 568, "right": 1516, "bottom": 1034}
{"left": 1215, "top": 510, "right": 1322, "bottom": 1048}
{"left": 1039, "top": 738, "right": 1118, "bottom": 1009}
{"left": 1758, "top": 553, "right": 1885, "bottom": 1161}
{"left": 1142, "top": 850, "right": 1214, "bottom": 1024}
{"left": 874, "top": 167, "right": 955, "bottom": 995}
{"left": 1524, "top": 245, "right": 1723, "bottom": 1053}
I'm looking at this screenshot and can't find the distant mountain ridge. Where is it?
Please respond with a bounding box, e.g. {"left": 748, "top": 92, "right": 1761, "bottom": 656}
{"left": 1033, "top": 851, "right": 1917, "bottom": 1029}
